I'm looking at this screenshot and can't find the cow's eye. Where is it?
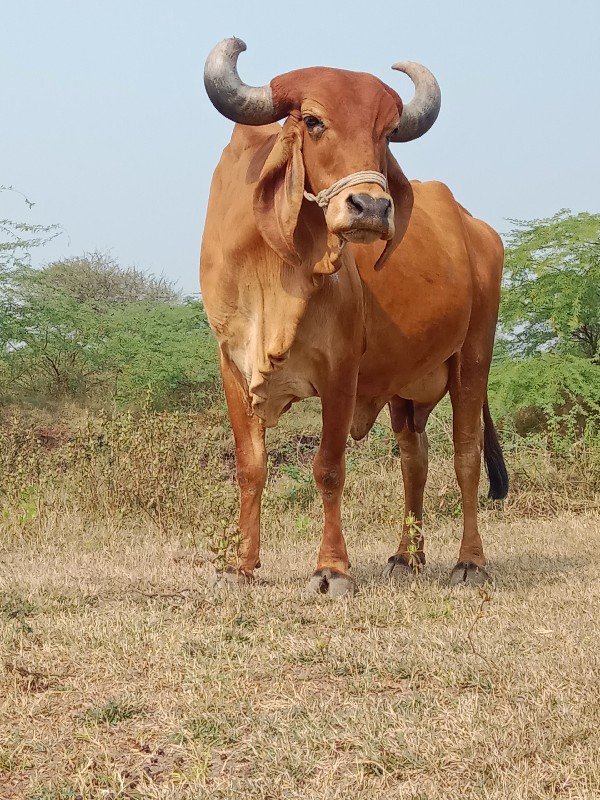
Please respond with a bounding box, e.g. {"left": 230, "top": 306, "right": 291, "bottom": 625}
{"left": 303, "top": 115, "right": 324, "bottom": 132}
{"left": 387, "top": 126, "right": 399, "bottom": 141}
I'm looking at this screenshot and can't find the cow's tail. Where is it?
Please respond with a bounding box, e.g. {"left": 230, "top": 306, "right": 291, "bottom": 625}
{"left": 483, "top": 397, "right": 509, "bottom": 500}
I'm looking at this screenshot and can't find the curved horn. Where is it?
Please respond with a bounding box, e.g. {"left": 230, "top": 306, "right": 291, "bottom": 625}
{"left": 204, "top": 37, "right": 286, "bottom": 125}
{"left": 389, "top": 62, "right": 441, "bottom": 142}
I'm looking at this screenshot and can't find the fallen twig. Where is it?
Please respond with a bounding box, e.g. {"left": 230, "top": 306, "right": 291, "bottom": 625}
{"left": 131, "top": 587, "right": 196, "bottom": 601}
{"left": 466, "top": 586, "right": 494, "bottom": 666}
{"left": 5, "top": 661, "right": 75, "bottom": 680}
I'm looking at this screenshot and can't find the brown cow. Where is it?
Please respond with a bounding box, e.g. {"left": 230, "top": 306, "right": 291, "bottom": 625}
{"left": 201, "top": 38, "right": 508, "bottom": 596}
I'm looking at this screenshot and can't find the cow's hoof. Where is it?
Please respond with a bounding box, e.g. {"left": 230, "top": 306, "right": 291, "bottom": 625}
{"left": 449, "top": 561, "right": 491, "bottom": 587}
{"left": 209, "top": 567, "right": 253, "bottom": 591}
{"left": 383, "top": 554, "right": 424, "bottom": 581}
{"left": 307, "top": 569, "right": 356, "bottom": 598}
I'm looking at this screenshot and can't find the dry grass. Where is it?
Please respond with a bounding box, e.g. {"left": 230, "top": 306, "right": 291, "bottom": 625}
{"left": 2, "top": 513, "right": 600, "bottom": 799}
{"left": 1, "top": 403, "right": 600, "bottom": 798}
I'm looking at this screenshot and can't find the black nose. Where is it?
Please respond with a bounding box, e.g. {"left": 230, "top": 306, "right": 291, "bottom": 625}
{"left": 346, "top": 193, "right": 392, "bottom": 220}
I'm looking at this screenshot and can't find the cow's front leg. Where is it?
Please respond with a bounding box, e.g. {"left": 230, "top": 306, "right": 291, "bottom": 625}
{"left": 308, "top": 381, "right": 357, "bottom": 597}
{"left": 219, "top": 350, "right": 266, "bottom": 584}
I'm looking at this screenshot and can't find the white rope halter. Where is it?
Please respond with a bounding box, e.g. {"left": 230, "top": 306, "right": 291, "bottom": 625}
{"left": 303, "top": 171, "right": 388, "bottom": 210}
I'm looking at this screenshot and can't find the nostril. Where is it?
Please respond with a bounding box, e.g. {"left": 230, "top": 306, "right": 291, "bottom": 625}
{"left": 346, "top": 193, "right": 391, "bottom": 219}
{"left": 346, "top": 194, "right": 366, "bottom": 215}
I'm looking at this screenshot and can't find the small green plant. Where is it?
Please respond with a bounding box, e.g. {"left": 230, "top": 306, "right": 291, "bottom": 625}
{"left": 0, "top": 592, "right": 36, "bottom": 634}
{"left": 28, "top": 787, "right": 76, "bottom": 800}
{"left": 423, "top": 599, "right": 454, "bottom": 620}
{"left": 404, "top": 512, "right": 423, "bottom": 570}
{"left": 315, "top": 636, "right": 330, "bottom": 661}
{"left": 17, "top": 487, "right": 38, "bottom": 526}
{"left": 81, "top": 697, "right": 143, "bottom": 726}
{"left": 202, "top": 481, "right": 242, "bottom": 571}
{"left": 278, "top": 463, "right": 315, "bottom": 508}
{"left": 183, "top": 715, "right": 237, "bottom": 747}
{"left": 369, "top": 421, "right": 394, "bottom": 456}
{"left": 295, "top": 513, "right": 311, "bottom": 531}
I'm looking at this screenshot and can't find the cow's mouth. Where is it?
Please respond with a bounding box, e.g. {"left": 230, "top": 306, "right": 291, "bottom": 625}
{"left": 341, "top": 228, "right": 386, "bottom": 245}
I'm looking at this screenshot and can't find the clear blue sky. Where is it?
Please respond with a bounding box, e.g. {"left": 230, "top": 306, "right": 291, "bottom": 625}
{"left": 2, "top": 0, "right": 598, "bottom": 295}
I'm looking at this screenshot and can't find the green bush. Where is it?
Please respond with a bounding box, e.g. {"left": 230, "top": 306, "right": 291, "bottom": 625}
{"left": 0, "top": 252, "right": 221, "bottom": 410}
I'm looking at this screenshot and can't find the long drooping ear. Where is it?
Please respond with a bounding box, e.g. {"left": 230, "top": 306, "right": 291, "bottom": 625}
{"left": 253, "top": 116, "right": 306, "bottom": 268}
{"left": 373, "top": 149, "right": 414, "bottom": 271}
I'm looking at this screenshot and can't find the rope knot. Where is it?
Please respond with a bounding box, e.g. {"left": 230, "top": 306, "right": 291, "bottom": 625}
{"left": 304, "top": 171, "right": 388, "bottom": 211}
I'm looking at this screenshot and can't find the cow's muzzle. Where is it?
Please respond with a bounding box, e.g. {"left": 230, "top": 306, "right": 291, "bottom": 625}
{"left": 341, "top": 193, "right": 392, "bottom": 242}
{"left": 327, "top": 187, "right": 394, "bottom": 244}
{"left": 304, "top": 171, "right": 394, "bottom": 244}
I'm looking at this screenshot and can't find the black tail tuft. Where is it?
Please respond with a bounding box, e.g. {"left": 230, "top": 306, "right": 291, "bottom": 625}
{"left": 483, "top": 398, "right": 509, "bottom": 500}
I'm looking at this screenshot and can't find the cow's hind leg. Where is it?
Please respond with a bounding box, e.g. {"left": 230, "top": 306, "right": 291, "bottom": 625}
{"left": 219, "top": 350, "right": 266, "bottom": 585}
{"left": 384, "top": 409, "right": 429, "bottom": 580}
{"left": 308, "top": 383, "right": 357, "bottom": 598}
{"left": 448, "top": 370, "right": 491, "bottom": 587}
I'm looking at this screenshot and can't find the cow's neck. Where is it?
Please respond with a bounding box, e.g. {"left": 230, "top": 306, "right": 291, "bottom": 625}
{"left": 225, "top": 161, "right": 338, "bottom": 421}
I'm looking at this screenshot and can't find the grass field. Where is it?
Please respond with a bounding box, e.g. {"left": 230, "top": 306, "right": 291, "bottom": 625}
{"left": 1, "top": 405, "right": 600, "bottom": 798}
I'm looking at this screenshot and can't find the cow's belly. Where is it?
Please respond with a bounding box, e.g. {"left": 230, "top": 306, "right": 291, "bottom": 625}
{"left": 351, "top": 309, "right": 464, "bottom": 441}
{"left": 397, "top": 362, "right": 449, "bottom": 403}
{"left": 356, "top": 327, "right": 460, "bottom": 400}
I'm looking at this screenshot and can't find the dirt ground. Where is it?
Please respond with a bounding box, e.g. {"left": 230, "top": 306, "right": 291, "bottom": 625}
{"left": 1, "top": 509, "right": 599, "bottom": 799}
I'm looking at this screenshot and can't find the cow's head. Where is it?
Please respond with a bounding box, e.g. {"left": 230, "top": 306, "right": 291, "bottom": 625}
{"left": 204, "top": 38, "right": 441, "bottom": 271}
